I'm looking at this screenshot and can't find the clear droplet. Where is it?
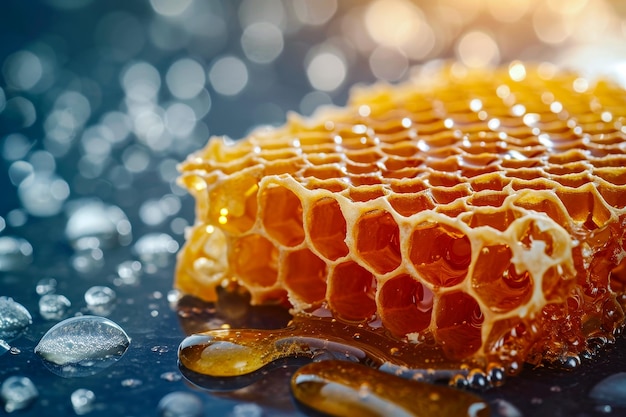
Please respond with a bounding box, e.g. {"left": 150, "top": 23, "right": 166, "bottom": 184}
{"left": 18, "top": 172, "right": 70, "bottom": 217}
{"left": 71, "top": 388, "right": 96, "bottom": 415}
{"left": 65, "top": 200, "right": 132, "bottom": 250}
{"left": 0, "top": 376, "right": 38, "bottom": 412}
{"left": 133, "top": 233, "right": 179, "bottom": 269}
{"left": 115, "top": 260, "right": 143, "bottom": 286}
{"left": 0, "top": 236, "right": 33, "bottom": 272}
{"left": 157, "top": 392, "right": 203, "bottom": 417}
{"left": 232, "top": 403, "right": 263, "bottom": 417}
{"left": 39, "top": 294, "right": 72, "bottom": 320}
{"left": 0, "top": 297, "right": 32, "bottom": 342}
{"left": 590, "top": 372, "right": 626, "bottom": 407}
{"left": 84, "top": 286, "right": 116, "bottom": 316}
{"left": 35, "top": 277, "right": 58, "bottom": 296}
{"left": 34, "top": 315, "right": 131, "bottom": 377}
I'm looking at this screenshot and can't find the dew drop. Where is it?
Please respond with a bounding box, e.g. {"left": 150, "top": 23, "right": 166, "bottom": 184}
{"left": 0, "top": 236, "right": 33, "bottom": 272}
{"left": 589, "top": 372, "right": 626, "bottom": 407}
{"left": 0, "top": 297, "right": 32, "bottom": 343}
{"left": 157, "top": 391, "right": 203, "bottom": 417}
{"left": 133, "top": 233, "right": 179, "bottom": 268}
{"left": 71, "top": 388, "right": 95, "bottom": 415}
{"left": 0, "top": 376, "right": 38, "bottom": 413}
{"left": 39, "top": 294, "right": 71, "bottom": 320}
{"left": 65, "top": 200, "right": 132, "bottom": 250}
{"left": 84, "top": 286, "right": 116, "bottom": 316}
{"left": 34, "top": 315, "right": 130, "bottom": 377}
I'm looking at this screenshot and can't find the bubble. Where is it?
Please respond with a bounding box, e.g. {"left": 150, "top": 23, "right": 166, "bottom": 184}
{"left": 0, "top": 297, "right": 32, "bottom": 342}
{"left": 34, "top": 315, "right": 131, "bottom": 377}
{"left": 5, "top": 210, "right": 28, "bottom": 228}
{"left": 35, "top": 277, "right": 58, "bottom": 296}
{"left": 0, "top": 237, "right": 33, "bottom": 272}
{"left": 71, "top": 389, "right": 95, "bottom": 415}
{"left": 293, "top": 0, "right": 338, "bottom": 25}
{"left": 100, "top": 111, "right": 132, "bottom": 144}
{"left": 1, "top": 50, "right": 43, "bottom": 91}
{"left": 306, "top": 48, "right": 346, "bottom": 92}
{"left": 0, "top": 376, "right": 38, "bottom": 413}
{"left": 590, "top": 372, "right": 626, "bottom": 407}
{"left": 241, "top": 22, "right": 284, "bottom": 64}
{"left": 2, "top": 133, "right": 33, "bottom": 161}
{"left": 208, "top": 56, "right": 248, "bottom": 96}
{"left": 122, "top": 145, "right": 151, "bottom": 173}
{"left": 84, "top": 286, "right": 117, "bottom": 315}
{"left": 18, "top": 173, "right": 70, "bottom": 217}
{"left": 71, "top": 248, "right": 105, "bottom": 274}
{"left": 39, "top": 294, "right": 72, "bottom": 321}
{"left": 183, "top": 88, "right": 212, "bottom": 119}
{"left": 55, "top": 91, "right": 91, "bottom": 127}
{"left": 157, "top": 391, "right": 203, "bottom": 417}
{"left": 3, "top": 97, "right": 37, "bottom": 128}
{"left": 166, "top": 58, "right": 206, "bottom": 100}
{"left": 150, "top": 0, "right": 193, "bottom": 17}
{"left": 8, "top": 160, "right": 34, "bottom": 187}
{"left": 133, "top": 233, "right": 179, "bottom": 268}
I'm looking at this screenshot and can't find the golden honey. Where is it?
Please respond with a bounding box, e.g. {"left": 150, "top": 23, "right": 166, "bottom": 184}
{"left": 176, "top": 62, "right": 626, "bottom": 371}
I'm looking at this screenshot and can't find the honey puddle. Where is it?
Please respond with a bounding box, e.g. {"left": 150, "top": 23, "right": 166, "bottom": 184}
{"left": 178, "top": 310, "right": 497, "bottom": 416}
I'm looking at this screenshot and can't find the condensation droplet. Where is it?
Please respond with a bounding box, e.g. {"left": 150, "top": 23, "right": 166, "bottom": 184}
{"left": 157, "top": 392, "right": 203, "bottom": 417}
{"left": 0, "top": 297, "right": 32, "bottom": 343}
{"left": 0, "top": 376, "right": 38, "bottom": 413}
{"left": 0, "top": 236, "right": 33, "bottom": 272}
{"left": 84, "top": 286, "right": 117, "bottom": 316}
{"left": 133, "top": 233, "right": 179, "bottom": 269}
{"left": 34, "top": 315, "right": 130, "bottom": 377}
{"left": 65, "top": 200, "right": 132, "bottom": 250}
{"left": 18, "top": 173, "right": 70, "bottom": 217}
{"left": 39, "top": 294, "right": 72, "bottom": 321}
{"left": 71, "top": 388, "right": 96, "bottom": 415}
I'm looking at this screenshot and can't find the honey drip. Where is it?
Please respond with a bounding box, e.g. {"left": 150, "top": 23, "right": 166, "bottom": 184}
{"left": 178, "top": 312, "right": 508, "bottom": 389}
{"left": 291, "top": 361, "right": 490, "bottom": 417}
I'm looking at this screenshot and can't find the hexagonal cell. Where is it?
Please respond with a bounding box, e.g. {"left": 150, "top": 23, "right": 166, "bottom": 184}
{"left": 307, "top": 198, "right": 349, "bottom": 261}
{"left": 555, "top": 186, "right": 611, "bottom": 230}
{"left": 471, "top": 244, "right": 533, "bottom": 313}
{"left": 355, "top": 210, "right": 401, "bottom": 275}
{"left": 409, "top": 223, "right": 471, "bottom": 287}
{"left": 462, "top": 208, "right": 520, "bottom": 232}
{"left": 260, "top": 184, "right": 305, "bottom": 247}
{"left": 512, "top": 193, "right": 570, "bottom": 229}
{"left": 387, "top": 193, "right": 435, "bottom": 217}
{"left": 328, "top": 261, "right": 377, "bottom": 322}
{"left": 231, "top": 234, "right": 279, "bottom": 288}
{"left": 378, "top": 274, "right": 433, "bottom": 337}
{"left": 434, "top": 291, "right": 484, "bottom": 360}
{"left": 284, "top": 249, "right": 327, "bottom": 305}
{"left": 209, "top": 176, "right": 258, "bottom": 235}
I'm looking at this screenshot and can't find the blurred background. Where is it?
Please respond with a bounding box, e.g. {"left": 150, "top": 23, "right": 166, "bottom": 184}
{"left": 0, "top": 1, "right": 625, "bottom": 416}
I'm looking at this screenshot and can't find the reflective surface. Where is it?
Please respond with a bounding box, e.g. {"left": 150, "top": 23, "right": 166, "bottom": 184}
{"left": 1, "top": 0, "right": 626, "bottom": 416}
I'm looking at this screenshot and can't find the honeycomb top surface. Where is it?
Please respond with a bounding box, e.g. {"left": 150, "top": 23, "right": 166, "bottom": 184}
{"left": 176, "top": 63, "right": 626, "bottom": 365}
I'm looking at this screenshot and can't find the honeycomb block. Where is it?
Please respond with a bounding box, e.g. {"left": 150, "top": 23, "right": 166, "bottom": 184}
{"left": 176, "top": 63, "right": 626, "bottom": 366}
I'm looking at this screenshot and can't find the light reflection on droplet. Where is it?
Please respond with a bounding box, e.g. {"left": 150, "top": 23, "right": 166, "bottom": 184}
{"left": 164, "top": 103, "right": 196, "bottom": 138}
{"left": 157, "top": 391, "right": 203, "bottom": 417}
{"left": 2, "top": 50, "right": 43, "bottom": 91}
{"left": 133, "top": 233, "right": 179, "bottom": 269}
{"left": 369, "top": 47, "right": 408, "bottom": 82}
{"left": 18, "top": 173, "right": 70, "bottom": 217}
{"left": 36, "top": 277, "right": 58, "bottom": 296}
{"left": 100, "top": 111, "right": 132, "bottom": 144}
{"left": 0, "top": 376, "right": 38, "bottom": 413}
{"left": 85, "top": 286, "right": 117, "bottom": 315}
{"left": 8, "top": 161, "right": 34, "bottom": 187}
{"left": 65, "top": 200, "right": 133, "bottom": 250}
{"left": 293, "top": 0, "right": 337, "bottom": 26}
{"left": 115, "top": 260, "right": 143, "bottom": 286}
{"left": 0, "top": 296, "right": 33, "bottom": 341}
{"left": 306, "top": 48, "right": 346, "bottom": 92}
{"left": 39, "top": 294, "right": 71, "bottom": 321}
{"left": 28, "top": 150, "right": 56, "bottom": 173}
{"left": 238, "top": 0, "right": 285, "bottom": 28}
{"left": 4, "top": 97, "right": 37, "bottom": 128}
{"left": 166, "top": 58, "right": 206, "bottom": 100}
{"left": 299, "top": 90, "right": 333, "bottom": 116}
{"left": 533, "top": 8, "right": 572, "bottom": 45}
{"left": 122, "top": 145, "right": 151, "bottom": 173}
{"left": 6, "top": 210, "right": 28, "bottom": 228}
{"left": 208, "top": 56, "right": 249, "bottom": 96}
{"left": 456, "top": 30, "right": 500, "bottom": 68}
{"left": 121, "top": 62, "right": 161, "bottom": 102}
{"left": 241, "top": 22, "right": 284, "bottom": 64}
{"left": 150, "top": 0, "right": 193, "bottom": 17}
{"left": 71, "top": 388, "right": 96, "bottom": 415}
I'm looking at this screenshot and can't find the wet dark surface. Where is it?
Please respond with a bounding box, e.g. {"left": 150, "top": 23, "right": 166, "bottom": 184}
{"left": 1, "top": 1, "right": 626, "bottom": 416}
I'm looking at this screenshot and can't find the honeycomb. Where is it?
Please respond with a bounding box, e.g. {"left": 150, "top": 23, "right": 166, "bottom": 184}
{"left": 176, "top": 63, "right": 626, "bottom": 367}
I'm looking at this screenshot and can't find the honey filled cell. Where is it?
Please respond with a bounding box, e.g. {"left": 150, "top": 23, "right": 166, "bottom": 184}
{"left": 176, "top": 63, "right": 626, "bottom": 369}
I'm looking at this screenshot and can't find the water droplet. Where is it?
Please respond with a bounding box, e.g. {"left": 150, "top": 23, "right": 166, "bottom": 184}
{"left": 590, "top": 372, "right": 626, "bottom": 407}
{"left": 157, "top": 391, "right": 203, "bottom": 417}
{"left": 84, "top": 286, "right": 116, "bottom": 316}
{"left": 71, "top": 388, "right": 95, "bottom": 415}
{"left": 39, "top": 294, "right": 71, "bottom": 320}
{"left": 490, "top": 399, "right": 522, "bottom": 417}
{"left": 0, "top": 376, "right": 38, "bottom": 412}
{"left": 35, "top": 277, "right": 57, "bottom": 295}
{"left": 133, "top": 233, "right": 179, "bottom": 269}
{"left": 18, "top": 173, "right": 70, "bottom": 217}
{"left": 65, "top": 200, "right": 132, "bottom": 250}
{"left": 115, "top": 260, "right": 142, "bottom": 286}
{"left": 160, "top": 372, "right": 182, "bottom": 382}
{"left": 121, "top": 378, "right": 142, "bottom": 388}
{"left": 0, "top": 297, "right": 32, "bottom": 342}
{"left": 34, "top": 315, "right": 130, "bottom": 377}
{"left": 0, "top": 340, "right": 10, "bottom": 356}
{"left": 232, "top": 403, "right": 263, "bottom": 417}
{"left": 0, "top": 236, "right": 33, "bottom": 271}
